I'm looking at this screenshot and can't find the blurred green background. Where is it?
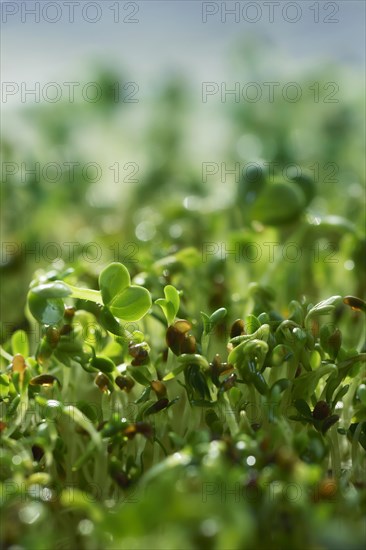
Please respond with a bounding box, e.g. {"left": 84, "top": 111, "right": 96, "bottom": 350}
{"left": 1, "top": 1, "right": 365, "bottom": 340}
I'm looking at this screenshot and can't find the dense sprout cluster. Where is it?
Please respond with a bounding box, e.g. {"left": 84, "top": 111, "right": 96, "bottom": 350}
{"left": 1, "top": 263, "right": 365, "bottom": 549}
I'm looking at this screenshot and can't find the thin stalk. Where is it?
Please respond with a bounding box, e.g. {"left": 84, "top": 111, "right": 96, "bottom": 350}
{"left": 328, "top": 425, "right": 341, "bottom": 478}
{"left": 66, "top": 284, "right": 102, "bottom": 304}
{"left": 166, "top": 348, "right": 175, "bottom": 377}
{"left": 222, "top": 393, "right": 239, "bottom": 436}
{"left": 0, "top": 346, "right": 13, "bottom": 362}
{"left": 201, "top": 331, "right": 211, "bottom": 357}
{"left": 238, "top": 410, "right": 254, "bottom": 435}
{"left": 248, "top": 384, "right": 257, "bottom": 425}
{"left": 351, "top": 422, "right": 364, "bottom": 481}
{"left": 101, "top": 391, "right": 111, "bottom": 421}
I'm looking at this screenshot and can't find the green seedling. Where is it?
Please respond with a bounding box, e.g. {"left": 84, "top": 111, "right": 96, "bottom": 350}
{"left": 1, "top": 264, "right": 365, "bottom": 550}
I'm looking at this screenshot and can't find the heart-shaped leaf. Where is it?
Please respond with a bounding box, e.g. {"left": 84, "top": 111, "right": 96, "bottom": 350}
{"left": 155, "top": 285, "right": 180, "bottom": 325}
{"left": 164, "top": 285, "right": 180, "bottom": 315}
{"left": 99, "top": 263, "right": 130, "bottom": 306}
{"left": 109, "top": 285, "right": 151, "bottom": 321}
{"left": 155, "top": 299, "right": 176, "bottom": 326}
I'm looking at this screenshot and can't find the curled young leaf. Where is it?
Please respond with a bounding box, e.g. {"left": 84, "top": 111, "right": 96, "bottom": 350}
{"left": 155, "top": 285, "right": 181, "bottom": 325}
{"left": 305, "top": 296, "right": 342, "bottom": 326}
{"left": 30, "top": 281, "right": 72, "bottom": 299}
{"left": 178, "top": 353, "right": 210, "bottom": 370}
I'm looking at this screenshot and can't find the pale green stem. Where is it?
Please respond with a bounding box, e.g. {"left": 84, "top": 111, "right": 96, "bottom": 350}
{"left": 343, "top": 375, "right": 362, "bottom": 426}
{"left": 351, "top": 422, "right": 364, "bottom": 481}
{"left": 248, "top": 385, "right": 258, "bottom": 425}
{"left": 328, "top": 425, "right": 341, "bottom": 478}
{"left": 166, "top": 349, "right": 175, "bottom": 377}
{"left": 0, "top": 346, "right": 13, "bottom": 362}
{"left": 102, "top": 392, "right": 111, "bottom": 421}
{"left": 238, "top": 410, "right": 253, "bottom": 435}
{"left": 66, "top": 284, "right": 102, "bottom": 304}
{"left": 201, "top": 332, "right": 210, "bottom": 357}
{"left": 222, "top": 393, "right": 239, "bottom": 436}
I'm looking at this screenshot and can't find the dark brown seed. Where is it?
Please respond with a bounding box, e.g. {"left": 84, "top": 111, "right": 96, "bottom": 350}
{"left": 166, "top": 325, "right": 184, "bottom": 355}
{"left": 95, "top": 373, "right": 110, "bottom": 393}
{"left": 173, "top": 319, "right": 192, "bottom": 334}
{"left": 151, "top": 380, "right": 167, "bottom": 398}
{"left": 64, "top": 306, "right": 76, "bottom": 320}
{"left": 328, "top": 328, "right": 342, "bottom": 356}
{"left": 12, "top": 354, "right": 26, "bottom": 374}
{"left": 29, "top": 374, "right": 61, "bottom": 388}
{"left": 31, "top": 445, "right": 45, "bottom": 462}
{"left": 343, "top": 296, "right": 366, "bottom": 313}
{"left": 312, "top": 401, "right": 331, "bottom": 420}
{"left": 135, "top": 422, "right": 154, "bottom": 439}
{"left": 115, "top": 375, "right": 135, "bottom": 393}
{"left": 46, "top": 326, "right": 60, "bottom": 347}
{"left": 230, "top": 319, "right": 245, "bottom": 338}
{"left": 60, "top": 324, "right": 72, "bottom": 336}
{"left": 144, "top": 398, "right": 169, "bottom": 415}
{"left": 128, "top": 343, "right": 149, "bottom": 363}
{"left": 124, "top": 422, "right": 153, "bottom": 439}
{"left": 180, "top": 334, "right": 196, "bottom": 354}
{"left": 209, "top": 354, "right": 222, "bottom": 382}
